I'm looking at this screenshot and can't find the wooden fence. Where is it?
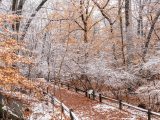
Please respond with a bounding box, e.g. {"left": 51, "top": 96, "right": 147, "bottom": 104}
{"left": 50, "top": 95, "right": 79, "bottom": 120}
{"left": 53, "top": 81, "right": 160, "bottom": 120}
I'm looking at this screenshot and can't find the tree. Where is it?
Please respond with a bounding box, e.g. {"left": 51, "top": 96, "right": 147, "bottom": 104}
{"left": 137, "top": 0, "right": 144, "bottom": 36}
{"left": 92, "top": 0, "right": 115, "bottom": 33}
{"left": 118, "top": 0, "right": 126, "bottom": 65}
{"left": 12, "top": 0, "right": 26, "bottom": 33}
{"left": 20, "top": 0, "right": 48, "bottom": 40}
{"left": 143, "top": 9, "right": 160, "bottom": 60}
{"left": 125, "top": 0, "right": 134, "bottom": 66}
{"left": 0, "top": 14, "right": 42, "bottom": 100}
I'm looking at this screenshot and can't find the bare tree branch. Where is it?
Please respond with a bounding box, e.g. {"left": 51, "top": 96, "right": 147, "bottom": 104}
{"left": 91, "top": 0, "right": 114, "bottom": 32}
{"left": 20, "top": 0, "right": 48, "bottom": 40}
{"left": 143, "top": 9, "right": 160, "bottom": 59}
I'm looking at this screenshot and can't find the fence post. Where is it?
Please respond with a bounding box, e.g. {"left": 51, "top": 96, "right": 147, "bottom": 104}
{"left": 99, "top": 94, "right": 102, "bottom": 103}
{"left": 148, "top": 108, "right": 151, "bottom": 120}
{"left": 75, "top": 87, "right": 78, "bottom": 92}
{"left": 119, "top": 99, "right": 122, "bottom": 110}
{"left": 85, "top": 91, "right": 88, "bottom": 97}
{"left": 61, "top": 83, "right": 63, "bottom": 87}
{"left": 70, "top": 109, "right": 74, "bottom": 120}
{"left": 89, "top": 94, "right": 91, "bottom": 99}
{"left": 51, "top": 98, "right": 54, "bottom": 111}
{"left": 51, "top": 98, "right": 54, "bottom": 105}
{"left": 93, "top": 90, "right": 95, "bottom": 100}
{"left": 29, "top": 89, "right": 32, "bottom": 94}
{"left": 61, "top": 104, "right": 64, "bottom": 113}
{"left": 67, "top": 84, "right": 70, "bottom": 90}
{"left": 46, "top": 86, "right": 49, "bottom": 93}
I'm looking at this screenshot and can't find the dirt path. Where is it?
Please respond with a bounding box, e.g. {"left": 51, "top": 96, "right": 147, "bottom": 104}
{"left": 51, "top": 86, "right": 146, "bottom": 120}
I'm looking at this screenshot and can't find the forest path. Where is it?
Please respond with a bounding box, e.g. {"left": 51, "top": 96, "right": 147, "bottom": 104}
{"left": 51, "top": 86, "right": 145, "bottom": 120}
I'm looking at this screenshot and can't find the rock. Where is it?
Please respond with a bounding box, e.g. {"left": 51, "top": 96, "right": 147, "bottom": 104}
{"left": 0, "top": 94, "right": 3, "bottom": 118}
{"left": 0, "top": 104, "right": 3, "bottom": 118}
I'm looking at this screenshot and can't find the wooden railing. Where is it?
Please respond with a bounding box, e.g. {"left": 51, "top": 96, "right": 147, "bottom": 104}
{"left": 50, "top": 96, "right": 79, "bottom": 120}
{"left": 53, "top": 81, "right": 160, "bottom": 120}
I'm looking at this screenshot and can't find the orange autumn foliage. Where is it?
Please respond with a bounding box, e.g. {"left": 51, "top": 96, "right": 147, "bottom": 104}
{"left": 0, "top": 14, "right": 44, "bottom": 100}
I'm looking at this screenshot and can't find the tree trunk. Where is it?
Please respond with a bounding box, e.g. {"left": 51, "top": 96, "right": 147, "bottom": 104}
{"left": 12, "top": 0, "right": 18, "bottom": 12}
{"left": 125, "top": 0, "right": 134, "bottom": 66}
{"left": 16, "top": 0, "right": 26, "bottom": 32}
{"left": 118, "top": 0, "right": 126, "bottom": 65}
{"left": 47, "top": 43, "right": 51, "bottom": 82}
{"left": 12, "top": 0, "right": 18, "bottom": 31}
{"left": 143, "top": 9, "right": 160, "bottom": 60}
{"left": 137, "top": 0, "right": 144, "bottom": 36}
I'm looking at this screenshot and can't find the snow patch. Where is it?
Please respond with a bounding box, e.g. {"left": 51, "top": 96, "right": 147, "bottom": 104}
{"left": 93, "top": 104, "right": 115, "bottom": 112}
{"left": 29, "top": 102, "right": 53, "bottom": 120}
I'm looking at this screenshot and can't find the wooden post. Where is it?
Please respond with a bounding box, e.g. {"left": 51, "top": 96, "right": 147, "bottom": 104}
{"left": 93, "top": 90, "right": 95, "bottom": 100}
{"left": 29, "top": 89, "right": 32, "bottom": 94}
{"left": 46, "top": 86, "right": 49, "bottom": 93}
{"left": 75, "top": 87, "right": 78, "bottom": 92}
{"left": 99, "top": 94, "right": 102, "bottom": 103}
{"left": 89, "top": 94, "right": 91, "bottom": 99}
{"left": 67, "top": 84, "right": 70, "bottom": 90}
{"left": 119, "top": 99, "right": 122, "bottom": 110}
{"left": 51, "top": 98, "right": 54, "bottom": 111}
{"left": 70, "top": 109, "right": 74, "bottom": 120}
{"left": 85, "top": 91, "right": 87, "bottom": 97}
{"left": 61, "top": 83, "right": 63, "bottom": 87}
{"left": 148, "top": 108, "right": 151, "bottom": 120}
{"left": 61, "top": 105, "right": 64, "bottom": 113}
{"left": 51, "top": 98, "right": 54, "bottom": 105}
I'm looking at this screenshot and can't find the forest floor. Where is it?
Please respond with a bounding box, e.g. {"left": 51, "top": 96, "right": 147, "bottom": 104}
{"left": 51, "top": 85, "right": 151, "bottom": 120}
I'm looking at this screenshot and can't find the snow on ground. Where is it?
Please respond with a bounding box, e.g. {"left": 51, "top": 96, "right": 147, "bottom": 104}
{"left": 28, "top": 100, "right": 70, "bottom": 120}
{"left": 93, "top": 104, "right": 115, "bottom": 113}
{"left": 143, "top": 56, "right": 160, "bottom": 70}
{"left": 76, "top": 111, "right": 91, "bottom": 120}
{"left": 93, "top": 104, "right": 141, "bottom": 120}
{"left": 142, "top": 55, "right": 160, "bottom": 75}
{"left": 29, "top": 102, "right": 53, "bottom": 120}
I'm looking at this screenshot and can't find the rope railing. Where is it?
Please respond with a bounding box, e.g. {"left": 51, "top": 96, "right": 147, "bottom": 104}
{"left": 52, "top": 81, "right": 160, "bottom": 120}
